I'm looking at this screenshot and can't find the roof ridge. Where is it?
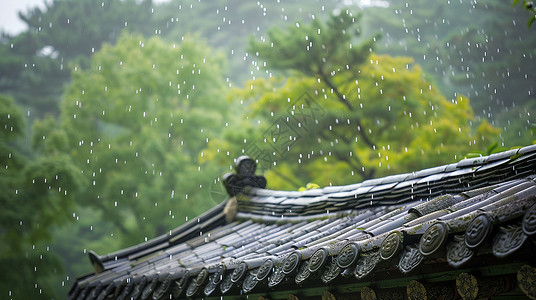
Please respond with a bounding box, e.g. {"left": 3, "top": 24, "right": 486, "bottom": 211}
{"left": 236, "top": 144, "right": 536, "bottom": 218}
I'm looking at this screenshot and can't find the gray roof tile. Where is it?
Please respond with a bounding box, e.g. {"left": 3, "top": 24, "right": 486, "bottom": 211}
{"left": 71, "top": 145, "right": 536, "bottom": 299}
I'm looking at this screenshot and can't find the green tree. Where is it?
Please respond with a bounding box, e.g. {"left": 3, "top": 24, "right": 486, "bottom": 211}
{"left": 1, "top": 94, "right": 84, "bottom": 252}
{"left": 154, "top": 0, "right": 337, "bottom": 83}
{"left": 0, "top": 0, "right": 156, "bottom": 118}
{"left": 206, "top": 11, "right": 499, "bottom": 190}
{"left": 513, "top": 0, "right": 536, "bottom": 27}
{"left": 0, "top": 94, "right": 84, "bottom": 299}
{"left": 0, "top": 31, "right": 68, "bottom": 117}
{"left": 57, "top": 32, "right": 229, "bottom": 245}
{"left": 361, "top": 0, "right": 536, "bottom": 146}
{"left": 19, "top": 0, "right": 154, "bottom": 65}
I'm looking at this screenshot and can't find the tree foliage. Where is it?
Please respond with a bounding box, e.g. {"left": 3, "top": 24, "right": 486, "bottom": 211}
{"left": 361, "top": 0, "right": 535, "bottom": 146}
{"left": 0, "top": 94, "right": 84, "bottom": 299}
{"left": 0, "top": 0, "right": 156, "bottom": 118}
{"left": 1, "top": 95, "right": 84, "bottom": 251}
{"left": 250, "top": 11, "right": 376, "bottom": 74}
{"left": 0, "top": 2, "right": 529, "bottom": 299}
{"left": 57, "top": 32, "right": 229, "bottom": 244}
{"left": 513, "top": 0, "right": 536, "bottom": 27}
{"left": 19, "top": 0, "right": 154, "bottom": 64}
{"left": 206, "top": 11, "right": 499, "bottom": 190}
{"left": 154, "top": 0, "right": 336, "bottom": 83}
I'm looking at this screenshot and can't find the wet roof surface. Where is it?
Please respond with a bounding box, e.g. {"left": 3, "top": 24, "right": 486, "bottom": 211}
{"left": 70, "top": 145, "right": 536, "bottom": 300}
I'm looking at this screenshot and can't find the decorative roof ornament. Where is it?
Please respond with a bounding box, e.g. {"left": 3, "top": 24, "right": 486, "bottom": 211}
{"left": 522, "top": 202, "right": 536, "bottom": 235}
{"left": 242, "top": 271, "right": 259, "bottom": 293}
{"left": 446, "top": 235, "right": 474, "bottom": 268}
{"left": 492, "top": 224, "right": 527, "bottom": 258}
{"left": 203, "top": 265, "right": 225, "bottom": 296}
{"left": 222, "top": 156, "right": 267, "bottom": 197}
{"left": 295, "top": 260, "right": 312, "bottom": 284}
{"left": 398, "top": 245, "right": 423, "bottom": 274}
{"left": 355, "top": 250, "right": 381, "bottom": 279}
{"left": 219, "top": 272, "right": 234, "bottom": 294}
{"left": 320, "top": 258, "right": 342, "bottom": 283}
{"left": 268, "top": 265, "right": 286, "bottom": 287}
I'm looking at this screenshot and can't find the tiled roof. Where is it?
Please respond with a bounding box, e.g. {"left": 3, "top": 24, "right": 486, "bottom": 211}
{"left": 70, "top": 145, "right": 536, "bottom": 300}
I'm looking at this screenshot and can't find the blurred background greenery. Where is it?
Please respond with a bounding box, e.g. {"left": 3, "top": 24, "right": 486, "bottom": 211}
{"left": 0, "top": 0, "right": 534, "bottom": 298}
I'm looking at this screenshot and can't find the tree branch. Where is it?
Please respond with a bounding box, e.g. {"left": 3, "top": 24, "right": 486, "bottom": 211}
{"left": 318, "top": 130, "right": 369, "bottom": 179}
{"left": 317, "top": 69, "right": 376, "bottom": 149}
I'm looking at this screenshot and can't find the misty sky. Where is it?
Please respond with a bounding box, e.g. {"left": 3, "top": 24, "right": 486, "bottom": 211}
{"left": 0, "top": 0, "right": 47, "bottom": 35}
{"left": 0, "top": 0, "right": 171, "bottom": 35}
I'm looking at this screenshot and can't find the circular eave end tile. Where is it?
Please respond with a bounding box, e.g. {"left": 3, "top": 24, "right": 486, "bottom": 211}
{"left": 336, "top": 242, "right": 360, "bottom": 268}
{"left": 380, "top": 231, "right": 403, "bottom": 260}
{"left": 464, "top": 213, "right": 493, "bottom": 249}
{"left": 282, "top": 251, "right": 301, "bottom": 274}
{"left": 231, "top": 262, "right": 248, "bottom": 283}
{"left": 256, "top": 259, "right": 274, "bottom": 281}
{"left": 195, "top": 268, "right": 209, "bottom": 287}
{"left": 419, "top": 222, "right": 449, "bottom": 256}
{"left": 308, "top": 248, "right": 329, "bottom": 273}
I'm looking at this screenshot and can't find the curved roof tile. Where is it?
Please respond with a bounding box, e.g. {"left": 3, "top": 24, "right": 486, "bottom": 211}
{"left": 70, "top": 145, "right": 536, "bottom": 299}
